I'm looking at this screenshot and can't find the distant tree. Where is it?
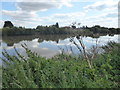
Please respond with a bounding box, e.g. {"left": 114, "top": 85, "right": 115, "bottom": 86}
{"left": 70, "top": 22, "right": 77, "bottom": 29}
{"left": 77, "top": 23, "right": 81, "bottom": 28}
{"left": 82, "top": 26, "right": 86, "bottom": 29}
{"left": 19, "top": 26, "right": 23, "bottom": 29}
{"left": 90, "top": 25, "right": 100, "bottom": 33}
{"left": 85, "top": 26, "right": 89, "bottom": 29}
{"left": 72, "top": 22, "right": 76, "bottom": 26}
{"left": 3, "top": 21, "right": 14, "bottom": 28}
{"left": 94, "top": 25, "right": 100, "bottom": 28}
{"left": 72, "top": 25, "right": 76, "bottom": 29}
{"left": 55, "top": 22, "right": 59, "bottom": 28}
{"left": 70, "top": 22, "right": 81, "bottom": 29}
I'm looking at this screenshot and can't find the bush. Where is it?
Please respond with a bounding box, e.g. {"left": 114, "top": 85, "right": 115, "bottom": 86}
{"left": 2, "top": 27, "right": 35, "bottom": 36}
{"left": 2, "top": 42, "right": 120, "bottom": 88}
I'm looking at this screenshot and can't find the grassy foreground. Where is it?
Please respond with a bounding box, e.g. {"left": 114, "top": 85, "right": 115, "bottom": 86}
{"left": 2, "top": 42, "right": 120, "bottom": 88}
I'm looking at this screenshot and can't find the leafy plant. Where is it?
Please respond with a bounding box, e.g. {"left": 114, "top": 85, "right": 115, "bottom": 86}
{"left": 2, "top": 42, "right": 120, "bottom": 88}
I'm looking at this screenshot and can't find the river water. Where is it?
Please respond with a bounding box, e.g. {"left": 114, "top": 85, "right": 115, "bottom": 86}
{"left": 0, "top": 34, "right": 119, "bottom": 65}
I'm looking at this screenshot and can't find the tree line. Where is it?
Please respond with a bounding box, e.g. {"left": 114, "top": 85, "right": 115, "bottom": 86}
{"left": 2, "top": 21, "right": 120, "bottom": 36}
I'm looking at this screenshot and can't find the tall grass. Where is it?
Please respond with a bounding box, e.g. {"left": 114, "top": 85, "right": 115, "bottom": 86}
{"left": 2, "top": 42, "right": 120, "bottom": 88}
{"left": 0, "top": 65, "right": 2, "bottom": 89}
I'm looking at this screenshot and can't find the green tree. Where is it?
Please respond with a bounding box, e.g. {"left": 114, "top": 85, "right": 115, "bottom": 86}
{"left": 3, "top": 21, "right": 14, "bottom": 28}
{"left": 55, "top": 22, "right": 59, "bottom": 28}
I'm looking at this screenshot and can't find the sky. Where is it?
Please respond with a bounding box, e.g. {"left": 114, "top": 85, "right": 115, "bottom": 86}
{"left": 0, "top": 0, "right": 119, "bottom": 28}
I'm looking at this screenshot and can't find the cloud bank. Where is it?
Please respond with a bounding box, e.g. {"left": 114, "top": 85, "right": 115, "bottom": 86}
{"left": 1, "top": 0, "right": 119, "bottom": 28}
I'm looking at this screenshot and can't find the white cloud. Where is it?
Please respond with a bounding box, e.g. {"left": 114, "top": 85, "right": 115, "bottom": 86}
{"left": 2, "top": 7, "right": 118, "bottom": 28}
{"left": 2, "top": 10, "right": 86, "bottom": 27}
{"left": 81, "top": 12, "right": 118, "bottom": 28}
{"left": 60, "top": 0, "right": 73, "bottom": 7}
{"left": 1, "top": 0, "right": 74, "bottom": 27}
{"left": 16, "top": 0, "right": 73, "bottom": 12}
{"left": 2, "top": 10, "right": 38, "bottom": 21}
{"left": 49, "top": 12, "right": 85, "bottom": 26}
{"left": 84, "top": 0, "right": 118, "bottom": 11}
{"left": 1, "top": 0, "right": 119, "bottom": 28}
{"left": 0, "top": 20, "right": 4, "bottom": 28}
{"left": 119, "top": 1, "right": 120, "bottom": 28}
{"left": 2, "top": 10, "right": 39, "bottom": 22}
{"left": 82, "top": 0, "right": 118, "bottom": 28}
{"left": 1, "top": 0, "right": 119, "bottom": 2}
{"left": 2, "top": 9, "right": 42, "bottom": 27}
{"left": 17, "top": 2, "right": 59, "bottom": 12}
{"left": 50, "top": 10, "right": 118, "bottom": 27}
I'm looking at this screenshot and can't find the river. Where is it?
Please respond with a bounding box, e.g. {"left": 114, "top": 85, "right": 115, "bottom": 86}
{"left": 0, "top": 34, "right": 119, "bottom": 65}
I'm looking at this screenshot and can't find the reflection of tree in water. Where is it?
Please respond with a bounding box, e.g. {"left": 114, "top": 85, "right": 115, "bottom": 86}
{"left": 7, "top": 43, "right": 14, "bottom": 46}
{"left": 2, "top": 35, "right": 35, "bottom": 46}
{"left": 108, "top": 34, "right": 114, "bottom": 36}
{"left": 85, "top": 33, "right": 108, "bottom": 38}
{"left": 2, "top": 35, "right": 72, "bottom": 46}
{"left": 2, "top": 33, "right": 112, "bottom": 46}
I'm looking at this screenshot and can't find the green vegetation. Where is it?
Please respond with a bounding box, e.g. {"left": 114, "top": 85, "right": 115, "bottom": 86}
{"left": 2, "top": 21, "right": 120, "bottom": 36}
{"left": 2, "top": 42, "right": 120, "bottom": 88}
{"left": 89, "top": 25, "right": 120, "bottom": 34}
{"left": 2, "top": 27, "right": 35, "bottom": 36}
{"left": 0, "top": 66, "right": 2, "bottom": 89}
{"left": 3, "top": 21, "right": 14, "bottom": 28}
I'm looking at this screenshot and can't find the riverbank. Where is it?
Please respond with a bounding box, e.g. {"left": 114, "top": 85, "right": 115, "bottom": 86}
{"left": 1, "top": 25, "right": 120, "bottom": 36}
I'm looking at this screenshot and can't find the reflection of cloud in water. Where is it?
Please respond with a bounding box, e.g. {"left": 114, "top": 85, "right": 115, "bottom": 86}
{"left": 1, "top": 35, "right": 119, "bottom": 59}
{"left": 2, "top": 38, "right": 60, "bottom": 58}
{"left": 71, "top": 35, "right": 118, "bottom": 49}
{"left": 30, "top": 47, "right": 60, "bottom": 58}
{"left": 99, "top": 35, "right": 118, "bottom": 44}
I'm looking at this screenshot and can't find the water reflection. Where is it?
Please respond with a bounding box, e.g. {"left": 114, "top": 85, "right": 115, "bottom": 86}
{"left": 2, "top": 35, "right": 72, "bottom": 46}
{"left": 1, "top": 34, "right": 119, "bottom": 61}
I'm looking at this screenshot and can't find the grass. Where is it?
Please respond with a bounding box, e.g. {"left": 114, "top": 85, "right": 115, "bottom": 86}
{"left": 2, "top": 42, "right": 120, "bottom": 88}
{"left": 0, "top": 66, "right": 2, "bottom": 89}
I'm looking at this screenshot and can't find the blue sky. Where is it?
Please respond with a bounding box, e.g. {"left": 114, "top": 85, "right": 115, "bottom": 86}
{"left": 0, "top": 0, "right": 119, "bottom": 28}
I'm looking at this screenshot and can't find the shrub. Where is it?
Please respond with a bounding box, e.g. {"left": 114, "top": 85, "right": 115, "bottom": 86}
{"left": 2, "top": 42, "right": 120, "bottom": 88}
